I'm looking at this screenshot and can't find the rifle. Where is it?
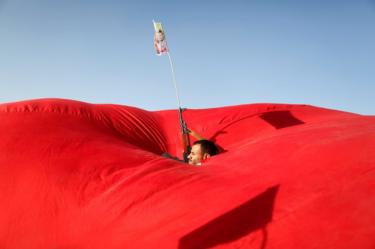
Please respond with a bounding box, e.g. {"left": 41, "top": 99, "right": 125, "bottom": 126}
{"left": 178, "top": 107, "right": 191, "bottom": 162}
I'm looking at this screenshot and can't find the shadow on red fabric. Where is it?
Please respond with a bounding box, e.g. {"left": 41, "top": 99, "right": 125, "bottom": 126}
{"left": 259, "top": 111, "right": 305, "bottom": 129}
{"left": 178, "top": 185, "right": 279, "bottom": 249}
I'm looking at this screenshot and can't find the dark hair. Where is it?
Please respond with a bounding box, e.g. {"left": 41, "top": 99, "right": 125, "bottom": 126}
{"left": 193, "top": 140, "right": 218, "bottom": 156}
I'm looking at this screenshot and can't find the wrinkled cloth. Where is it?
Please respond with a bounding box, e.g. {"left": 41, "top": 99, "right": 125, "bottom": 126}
{"left": 0, "top": 98, "right": 374, "bottom": 249}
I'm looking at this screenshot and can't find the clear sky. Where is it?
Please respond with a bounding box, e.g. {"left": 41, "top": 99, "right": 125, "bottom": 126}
{"left": 0, "top": 0, "right": 374, "bottom": 114}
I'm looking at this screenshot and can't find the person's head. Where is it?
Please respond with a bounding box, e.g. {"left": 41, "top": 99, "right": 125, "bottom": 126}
{"left": 155, "top": 30, "right": 165, "bottom": 41}
{"left": 188, "top": 140, "right": 218, "bottom": 165}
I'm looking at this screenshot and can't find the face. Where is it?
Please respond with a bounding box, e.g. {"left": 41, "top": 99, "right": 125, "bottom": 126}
{"left": 188, "top": 144, "right": 208, "bottom": 165}
{"left": 155, "top": 31, "right": 165, "bottom": 41}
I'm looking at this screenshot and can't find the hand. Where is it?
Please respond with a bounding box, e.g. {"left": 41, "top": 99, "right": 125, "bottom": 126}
{"left": 188, "top": 129, "right": 205, "bottom": 140}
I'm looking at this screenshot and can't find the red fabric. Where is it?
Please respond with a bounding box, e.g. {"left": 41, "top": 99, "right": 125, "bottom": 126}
{"left": 0, "top": 98, "right": 374, "bottom": 249}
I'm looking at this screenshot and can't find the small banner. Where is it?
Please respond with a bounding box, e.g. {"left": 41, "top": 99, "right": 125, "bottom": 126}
{"left": 153, "top": 21, "right": 169, "bottom": 56}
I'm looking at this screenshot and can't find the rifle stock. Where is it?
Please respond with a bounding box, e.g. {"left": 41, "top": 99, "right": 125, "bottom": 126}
{"left": 178, "top": 108, "right": 191, "bottom": 162}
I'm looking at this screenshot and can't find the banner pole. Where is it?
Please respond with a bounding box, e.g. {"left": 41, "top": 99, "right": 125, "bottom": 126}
{"left": 166, "top": 52, "right": 182, "bottom": 109}
{"left": 167, "top": 51, "right": 191, "bottom": 162}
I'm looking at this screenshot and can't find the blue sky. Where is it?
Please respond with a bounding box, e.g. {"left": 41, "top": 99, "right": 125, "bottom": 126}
{"left": 0, "top": 0, "right": 374, "bottom": 114}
